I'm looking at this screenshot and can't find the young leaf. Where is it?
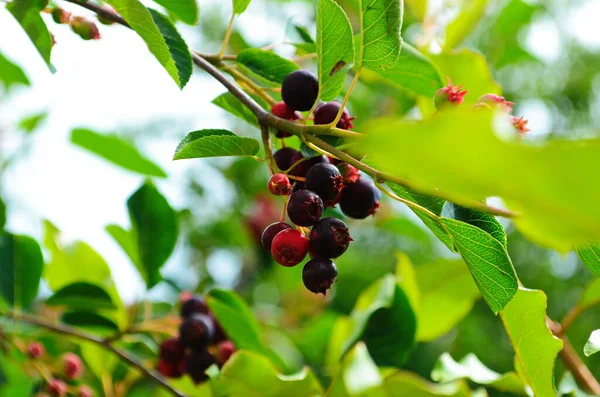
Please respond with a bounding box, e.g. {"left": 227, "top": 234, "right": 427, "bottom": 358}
{"left": 70, "top": 128, "right": 167, "bottom": 178}
{"left": 383, "top": 371, "right": 471, "bottom": 397}
{"left": 316, "top": 0, "right": 355, "bottom": 101}
{"left": 584, "top": 330, "right": 600, "bottom": 357}
{"left": 18, "top": 112, "right": 47, "bottom": 134}
{"left": 0, "top": 52, "right": 30, "bottom": 90}
{"left": 7, "top": 0, "right": 52, "bottom": 66}
{"left": 104, "top": 0, "right": 191, "bottom": 88}
{"left": 441, "top": 218, "right": 517, "bottom": 313}
{"left": 333, "top": 342, "right": 385, "bottom": 396}
{"left": 576, "top": 243, "right": 600, "bottom": 276}
{"left": 442, "top": 202, "right": 507, "bottom": 249}
{"left": 342, "top": 274, "right": 416, "bottom": 367}
{"left": 127, "top": 182, "right": 178, "bottom": 289}
{"left": 46, "top": 282, "right": 117, "bottom": 311}
{"left": 151, "top": 0, "right": 199, "bottom": 24}
{"left": 376, "top": 43, "right": 443, "bottom": 97}
{"left": 499, "top": 288, "right": 563, "bottom": 396}
{"left": 237, "top": 49, "right": 300, "bottom": 84}
{"left": 212, "top": 92, "right": 260, "bottom": 126}
{"left": 106, "top": 224, "right": 140, "bottom": 267}
{"left": 233, "top": 0, "right": 252, "bottom": 14}
{"left": 0, "top": 233, "right": 43, "bottom": 308}
{"left": 358, "top": 0, "right": 404, "bottom": 70}
{"left": 173, "top": 129, "right": 260, "bottom": 160}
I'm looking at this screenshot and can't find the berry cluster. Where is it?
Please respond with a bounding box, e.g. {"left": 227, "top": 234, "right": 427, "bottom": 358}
{"left": 25, "top": 342, "right": 92, "bottom": 397}
{"left": 262, "top": 70, "right": 381, "bottom": 295}
{"left": 157, "top": 294, "right": 235, "bottom": 384}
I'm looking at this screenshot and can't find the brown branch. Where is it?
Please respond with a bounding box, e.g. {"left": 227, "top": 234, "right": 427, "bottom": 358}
{"left": 1, "top": 312, "right": 186, "bottom": 397}
{"left": 65, "top": 0, "right": 129, "bottom": 27}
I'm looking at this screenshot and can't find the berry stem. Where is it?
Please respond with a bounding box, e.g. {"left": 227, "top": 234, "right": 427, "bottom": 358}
{"left": 261, "top": 124, "right": 280, "bottom": 174}
{"left": 280, "top": 197, "right": 288, "bottom": 222}
{"left": 286, "top": 175, "right": 306, "bottom": 182}
{"left": 217, "top": 13, "right": 236, "bottom": 59}
{"left": 223, "top": 65, "right": 277, "bottom": 107}
{"left": 331, "top": 69, "right": 361, "bottom": 127}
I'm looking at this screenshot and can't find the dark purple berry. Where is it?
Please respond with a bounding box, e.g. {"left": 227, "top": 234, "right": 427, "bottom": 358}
{"left": 268, "top": 174, "right": 292, "bottom": 196}
{"left": 271, "top": 101, "right": 302, "bottom": 138}
{"left": 292, "top": 182, "right": 306, "bottom": 193}
{"left": 287, "top": 190, "right": 324, "bottom": 226}
{"left": 271, "top": 229, "right": 309, "bottom": 267}
{"left": 185, "top": 349, "right": 215, "bottom": 384}
{"left": 313, "top": 101, "right": 354, "bottom": 129}
{"left": 306, "top": 163, "right": 344, "bottom": 201}
{"left": 209, "top": 312, "right": 228, "bottom": 343}
{"left": 261, "top": 222, "right": 293, "bottom": 252}
{"left": 289, "top": 153, "right": 329, "bottom": 179}
{"left": 179, "top": 313, "right": 215, "bottom": 351}
{"left": 340, "top": 177, "right": 381, "bottom": 219}
{"left": 302, "top": 259, "right": 338, "bottom": 295}
{"left": 181, "top": 296, "right": 209, "bottom": 318}
{"left": 281, "top": 70, "right": 319, "bottom": 111}
{"left": 159, "top": 338, "right": 185, "bottom": 364}
{"left": 309, "top": 218, "right": 353, "bottom": 259}
{"left": 157, "top": 359, "right": 184, "bottom": 378}
{"left": 274, "top": 148, "right": 300, "bottom": 171}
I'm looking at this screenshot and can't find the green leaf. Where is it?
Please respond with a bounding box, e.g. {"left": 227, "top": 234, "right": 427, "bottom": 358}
{"left": 237, "top": 49, "right": 300, "bottom": 84}
{"left": 0, "top": 196, "right": 5, "bottom": 231}
{"left": 70, "top": 128, "right": 167, "bottom": 178}
{"left": 432, "top": 353, "right": 526, "bottom": 395}
{"left": 46, "top": 282, "right": 117, "bottom": 311}
{"left": 7, "top": 0, "right": 52, "bottom": 66}
{"left": 441, "top": 218, "right": 517, "bottom": 313}
{"left": 375, "top": 43, "right": 442, "bottom": 97}
{"left": 316, "top": 0, "right": 355, "bottom": 101}
{"left": 151, "top": 0, "right": 198, "bottom": 24}
{"left": 215, "top": 351, "right": 322, "bottom": 396}
{"left": 127, "top": 182, "right": 178, "bottom": 289}
{"left": 383, "top": 371, "right": 471, "bottom": 397}
{"left": 444, "top": 0, "right": 489, "bottom": 50}
{"left": 577, "top": 279, "right": 600, "bottom": 310}
{"left": 584, "top": 330, "right": 600, "bottom": 357}
{"left": 233, "top": 0, "right": 251, "bottom": 14}
{"left": 0, "top": 52, "right": 30, "bottom": 90}
{"left": 576, "top": 243, "right": 600, "bottom": 276}
{"left": 104, "top": 0, "right": 191, "bottom": 88}
{"left": 358, "top": 0, "right": 403, "bottom": 70}
{"left": 364, "top": 109, "right": 600, "bottom": 251}
{"left": 342, "top": 275, "right": 416, "bottom": 367}
{"left": 328, "top": 342, "right": 385, "bottom": 397}
{"left": 106, "top": 224, "right": 140, "bottom": 266}
{"left": 442, "top": 202, "right": 507, "bottom": 249}
{"left": 0, "top": 233, "right": 43, "bottom": 308}
{"left": 212, "top": 92, "right": 260, "bottom": 126}
{"left": 18, "top": 112, "right": 47, "bottom": 134}
{"left": 61, "top": 311, "right": 119, "bottom": 332}
{"left": 499, "top": 288, "right": 563, "bottom": 396}
{"left": 173, "top": 129, "right": 260, "bottom": 160}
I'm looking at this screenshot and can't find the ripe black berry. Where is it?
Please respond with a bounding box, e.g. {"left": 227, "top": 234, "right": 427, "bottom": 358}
{"left": 268, "top": 173, "right": 292, "bottom": 196}
{"left": 185, "top": 349, "right": 215, "bottom": 384}
{"left": 287, "top": 190, "right": 324, "bottom": 226}
{"left": 281, "top": 70, "right": 319, "bottom": 111}
{"left": 271, "top": 101, "right": 302, "bottom": 138}
{"left": 181, "top": 296, "right": 209, "bottom": 318}
{"left": 179, "top": 313, "right": 215, "bottom": 350}
{"left": 261, "top": 222, "right": 293, "bottom": 252}
{"left": 340, "top": 177, "right": 381, "bottom": 219}
{"left": 274, "top": 147, "right": 300, "bottom": 171}
{"left": 157, "top": 359, "right": 184, "bottom": 378}
{"left": 289, "top": 153, "right": 329, "bottom": 179}
{"left": 159, "top": 338, "right": 185, "bottom": 364}
{"left": 292, "top": 182, "right": 306, "bottom": 193}
{"left": 271, "top": 229, "right": 309, "bottom": 267}
{"left": 309, "top": 218, "right": 353, "bottom": 259}
{"left": 302, "top": 259, "right": 338, "bottom": 295}
{"left": 306, "top": 163, "right": 344, "bottom": 201}
{"left": 313, "top": 101, "right": 354, "bottom": 129}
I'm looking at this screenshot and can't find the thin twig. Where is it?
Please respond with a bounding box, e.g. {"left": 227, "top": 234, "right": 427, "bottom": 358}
{"left": 1, "top": 312, "right": 185, "bottom": 397}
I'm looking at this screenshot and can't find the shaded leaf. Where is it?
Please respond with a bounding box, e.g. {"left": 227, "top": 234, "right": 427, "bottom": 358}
{"left": 46, "top": 282, "right": 116, "bottom": 311}
{"left": 577, "top": 278, "right": 600, "bottom": 310}
{"left": 0, "top": 233, "right": 43, "bottom": 308}
{"left": 0, "top": 52, "right": 30, "bottom": 90}
{"left": 151, "top": 0, "right": 198, "bottom": 24}
{"left": 71, "top": 128, "right": 167, "bottom": 178}
{"left": 584, "top": 330, "right": 600, "bottom": 357}
{"left": 316, "top": 0, "right": 355, "bottom": 101}
{"left": 61, "top": 311, "right": 119, "bottom": 332}
{"left": 173, "top": 129, "right": 259, "bottom": 160}
{"left": 212, "top": 92, "right": 260, "bottom": 126}
{"left": 7, "top": 0, "right": 52, "bottom": 66}
{"left": 359, "top": 0, "right": 403, "bottom": 70}
{"left": 0, "top": 196, "right": 5, "bottom": 231}
{"left": 237, "top": 49, "right": 300, "bottom": 84}
{"left": 576, "top": 243, "right": 600, "bottom": 276}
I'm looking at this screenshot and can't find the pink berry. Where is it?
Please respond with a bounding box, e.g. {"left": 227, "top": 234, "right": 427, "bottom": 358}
{"left": 27, "top": 342, "right": 45, "bottom": 359}
{"left": 63, "top": 353, "right": 83, "bottom": 379}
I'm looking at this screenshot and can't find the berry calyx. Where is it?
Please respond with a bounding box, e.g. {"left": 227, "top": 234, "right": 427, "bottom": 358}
{"left": 27, "top": 341, "right": 45, "bottom": 359}
{"left": 180, "top": 295, "right": 209, "bottom": 318}
{"left": 179, "top": 313, "right": 215, "bottom": 350}
{"left": 271, "top": 229, "right": 309, "bottom": 267}
{"left": 157, "top": 359, "right": 184, "bottom": 378}
{"left": 337, "top": 163, "right": 360, "bottom": 184}
{"left": 287, "top": 190, "right": 324, "bottom": 226}
{"left": 51, "top": 8, "right": 72, "bottom": 24}
{"left": 268, "top": 173, "right": 292, "bottom": 196}
{"left": 48, "top": 379, "right": 68, "bottom": 396}
{"left": 159, "top": 338, "right": 185, "bottom": 364}
{"left": 69, "top": 17, "right": 101, "bottom": 41}
{"left": 78, "top": 385, "right": 94, "bottom": 397}
{"left": 261, "top": 222, "right": 293, "bottom": 252}
{"left": 511, "top": 116, "right": 530, "bottom": 135}
{"left": 63, "top": 353, "right": 83, "bottom": 379}
{"left": 339, "top": 177, "right": 381, "bottom": 219}
{"left": 289, "top": 154, "right": 329, "bottom": 180}
{"left": 305, "top": 163, "right": 344, "bottom": 201}
{"left": 309, "top": 218, "right": 353, "bottom": 259}
{"left": 313, "top": 101, "right": 355, "bottom": 129}
{"left": 274, "top": 148, "right": 300, "bottom": 171}
{"left": 477, "top": 94, "right": 514, "bottom": 112}
{"left": 434, "top": 79, "right": 468, "bottom": 110}
{"left": 271, "top": 102, "right": 302, "bottom": 138}
{"left": 302, "top": 259, "right": 338, "bottom": 295}
{"left": 216, "top": 340, "right": 236, "bottom": 366}
{"left": 281, "top": 70, "right": 319, "bottom": 111}
{"left": 185, "top": 349, "right": 215, "bottom": 384}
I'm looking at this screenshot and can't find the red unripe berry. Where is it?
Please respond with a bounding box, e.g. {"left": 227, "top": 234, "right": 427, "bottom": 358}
{"left": 305, "top": 163, "right": 344, "bottom": 201}
{"left": 27, "top": 342, "right": 45, "bottom": 359}
{"left": 157, "top": 359, "right": 184, "bottom": 378}
{"left": 51, "top": 8, "right": 72, "bottom": 24}
{"left": 477, "top": 94, "right": 514, "bottom": 112}
{"left": 63, "top": 353, "right": 83, "bottom": 379}
{"left": 47, "top": 379, "right": 68, "bottom": 396}
{"left": 309, "top": 218, "right": 353, "bottom": 259}
{"left": 273, "top": 148, "right": 300, "bottom": 171}
{"left": 337, "top": 163, "right": 360, "bottom": 184}
{"left": 261, "top": 222, "right": 293, "bottom": 252}
{"left": 281, "top": 70, "right": 319, "bottom": 111}
{"left": 216, "top": 340, "right": 236, "bottom": 366}
{"left": 180, "top": 295, "right": 209, "bottom": 318}
{"left": 78, "top": 385, "right": 94, "bottom": 397}
{"left": 268, "top": 174, "right": 292, "bottom": 196}
{"left": 70, "top": 17, "right": 101, "bottom": 41}
{"left": 302, "top": 259, "right": 338, "bottom": 295}
{"left": 339, "top": 177, "right": 381, "bottom": 219}
{"left": 313, "top": 101, "right": 354, "bottom": 130}
{"left": 159, "top": 338, "right": 185, "bottom": 364}
{"left": 287, "top": 190, "right": 324, "bottom": 226}
{"left": 271, "top": 229, "right": 309, "bottom": 267}
{"left": 434, "top": 78, "right": 468, "bottom": 110}
{"left": 271, "top": 102, "right": 302, "bottom": 138}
